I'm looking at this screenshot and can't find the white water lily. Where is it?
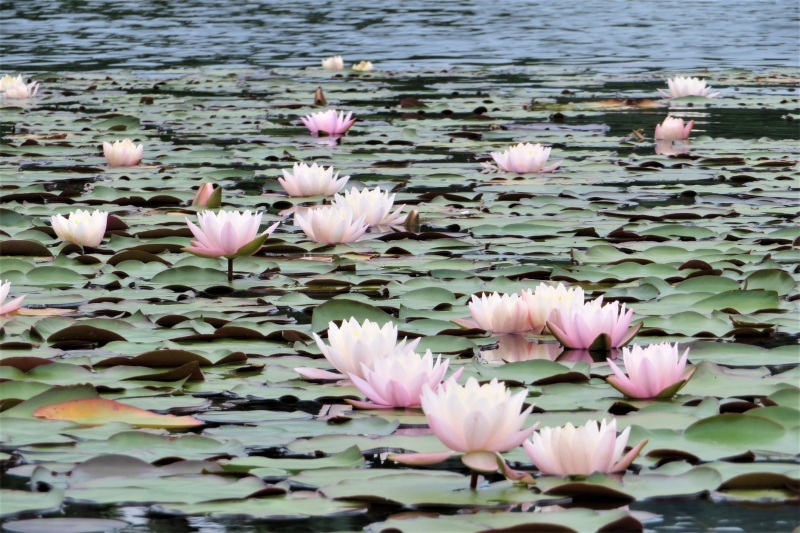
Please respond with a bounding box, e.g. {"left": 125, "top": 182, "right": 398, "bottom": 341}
{"left": 321, "top": 55, "right": 344, "bottom": 70}
{"left": 658, "top": 76, "right": 720, "bottom": 98}
{"left": 0, "top": 74, "right": 39, "bottom": 99}
{"left": 301, "top": 318, "right": 420, "bottom": 381}
{"left": 524, "top": 419, "right": 647, "bottom": 477}
{"left": 294, "top": 205, "right": 369, "bottom": 244}
{"left": 521, "top": 282, "right": 585, "bottom": 334}
{"left": 278, "top": 162, "right": 349, "bottom": 197}
{"left": 50, "top": 209, "right": 108, "bottom": 247}
{"left": 467, "top": 292, "right": 531, "bottom": 334}
{"left": 352, "top": 60, "right": 374, "bottom": 71}
{"left": 331, "top": 187, "right": 406, "bottom": 226}
{"left": 489, "top": 143, "right": 561, "bottom": 174}
{"left": 103, "top": 139, "right": 143, "bottom": 167}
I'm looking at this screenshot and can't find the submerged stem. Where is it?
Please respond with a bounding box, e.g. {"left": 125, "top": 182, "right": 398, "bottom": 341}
{"left": 227, "top": 257, "right": 234, "bottom": 283}
{"left": 470, "top": 471, "right": 478, "bottom": 490}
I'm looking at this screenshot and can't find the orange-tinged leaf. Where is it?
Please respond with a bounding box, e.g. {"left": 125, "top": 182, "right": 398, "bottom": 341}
{"left": 33, "top": 398, "right": 203, "bottom": 429}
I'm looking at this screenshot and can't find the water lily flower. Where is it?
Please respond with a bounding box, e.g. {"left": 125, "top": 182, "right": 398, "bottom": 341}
{"left": 480, "top": 335, "right": 563, "bottom": 363}
{"left": 294, "top": 205, "right": 369, "bottom": 244}
{"left": 523, "top": 419, "right": 648, "bottom": 477}
{"left": 409, "top": 377, "right": 536, "bottom": 474}
{"left": 331, "top": 187, "right": 406, "bottom": 226}
{"left": 547, "top": 297, "right": 640, "bottom": 350}
{"left": 467, "top": 292, "right": 531, "bottom": 334}
{"left": 301, "top": 109, "right": 356, "bottom": 136}
{"left": 184, "top": 210, "right": 278, "bottom": 259}
{"left": 489, "top": 143, "right": 561, "bottom": 174}
{"left": 0, "top": 74, "right": 39, "bottom": 99}
{"left": 50, "top": 209, "right": 108, "bottom": 248}
{"left": 191, "top": 182, "right": 221, "bottom": 207}
{"left": 658, "top": 76, "right": 720, "bottom": 98}
{"left": 103, "top": 139, "right": 143, "bottom": 167}
{"left": 654, "top": 116, "right": 693, "bottom": 141}
{"left": 278, "top": 162, "right": 349, "bottom": 197}
{"left": 352, "top": 60, "right": 374, "bottom": 71}
{"left": 521, "top": 282, "right": 585, "bottom": 334}
{"left": 321, "top": 55, "right": 344, "bottom": 70}
{"left": 606, "top": 342, "right": 695, "bottom": 399}
{"left": 0, "top": 281, "right": 25, "bottom": 316}
{"left": 297, "top": 318, "right": 420, "bottom": 381}
{"left": 347, "top": 349, "right": 463, "bottom": 409}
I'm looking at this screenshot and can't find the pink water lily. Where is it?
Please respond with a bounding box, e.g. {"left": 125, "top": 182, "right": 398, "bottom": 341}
{"left": 184, "top": 210, "right": 278, "bottom": 259}
{"left": 50, "top": 209, "right": 108, "bottom": 248}
{"left": 294, "top": 205, "right": 369, "bottom": 244}
{"left": 191, "top": 183, "right": 221, "bottom": 207}
{"left": 331, "top": 187, "right": 406, "bottom": 227}
{"left": 0, "top": 74, "right": 39, "bottom": 99}
{"left": 524, "top": 419, "right": 648, "bottom": 477}
{"left": 547, "top": 297, "right": 640, "bottom": 350}
{"left": 347, "top": 349, "right": 462, "bottom": 409}
{"left": 0, "top": 281, "right": 25, "bottom": 316}
{"left": 658, "top": 76, "right": 720, "bottom": 98}
{"left": 278, "top": 162, "right": 349, "bottom": 197}
{"left": 301, "top": 109, "right": 356, "bottom": 136}
{"left": 521, "top": 282, "right": 585, "bottom": 334}
{"left": 467, "top": 292, "right": 531, "bottom": 334}
{"left": 489, "top": 143, "right": 561, "bottom": 174}
{"left": 296, "top": 318, "right": 420, "bottom": 381}
{"left": 607, "top": 342, "right": 695, "bottom": 399}
{"left": 655, "top": 116, "right": 694, "bottom": 141}
{"left": 103, "top": 139, "right": 143, "bottom": 167}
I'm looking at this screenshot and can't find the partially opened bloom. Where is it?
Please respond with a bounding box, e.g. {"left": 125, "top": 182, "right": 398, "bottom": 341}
{"left": 331, "top": 187, "right": 406, "bottom": 226}
{"left": 547, "top": 297, "right": 640, "bottom": 350}
{"left": 0, "top": 75, "right": 39, "bottom": 99}
{"left": 523, "top": 419, "right": 647, "bottom": 477}
{"left": 183, "top": 210, "right": 279, "bottom": 259}
{"left": 50, "top": 209, "right": 108, "bottom": 248}
{"left": 0, "top": 281, "right": 25, "bottom": 316}
{"left": 321, "top": 55, "right": 344, "bottom": 70}
{"left": 191, "top": 182, "right": 221, "bottom": 207}
{"left": 421, "top": 377, "right": 536, "bottom": 472}
{"left": 607, "top": 342, "right": 694, "bottom": 399}
{"left": 298, "top": 318, "right": 420, "bottom": 381}
{"left": 103, "top": 139, "right": 143, "bottom": 167}
{"left": 294, "top": 205, "right": 369, "bottom": 244}
{"left": 301, "top": 109, "right": 356, "bottom": 136}
{"left": 522, "top": 282, "right": 585, "bottom": 334}
{"left": 490, "top": 143, "right": 561, "bottom": 174}
{"left": 654, "top": 116, "right": 693, "bottom": 141}
{"left": 352, "top": 60, "right": 374, "bottom": 71}
{"left": 347, "top": 349, "right": 462, "bottom": 409}
{"left": 467, "top": 292, "right": 531, "bottom": 334}
{"left": 658, "top": 76, "right": 720, "bottom": 99}
{"left": 278, "top": 162, "right": 349, "bottom": 197}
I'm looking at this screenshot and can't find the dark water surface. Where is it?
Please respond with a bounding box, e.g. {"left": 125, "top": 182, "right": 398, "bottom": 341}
{"left": 3, "top": 0, "right": 797, "bottom": 72}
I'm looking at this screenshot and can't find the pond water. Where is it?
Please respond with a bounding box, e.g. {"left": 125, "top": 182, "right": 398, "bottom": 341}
{"left": 4, "top": 0, "right": 798, "bottom": 72}
{"left": 0, "top": 2, "right": 798, "bottom": 533}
